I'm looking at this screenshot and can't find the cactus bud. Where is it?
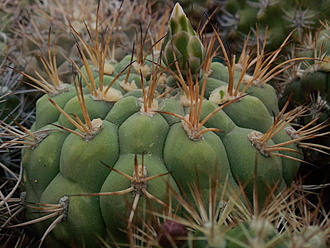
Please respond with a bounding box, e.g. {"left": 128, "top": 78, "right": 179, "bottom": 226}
{"left": 162, "top": 3, "right": 206, "bottom": 75}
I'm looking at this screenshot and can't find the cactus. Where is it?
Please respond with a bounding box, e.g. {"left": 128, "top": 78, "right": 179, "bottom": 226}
{"left": 277, "top": 22, "right": 330, "bottom": 207}
{"left": 279, "top": 21, "right": 330, "bottom": 168}
{"left": 1, "top": 2, "right": 329, "bottom": 247}
{"left": 13, "top": 0, "right": 162, "bottom": 86}
{"left": 281, "top": 22, "right": 330, "bottom": 121}
{"left": 179, "top": 0, "right": 330, "bottom": 52}
{"left": 154, "top": 180, "right": 330, "bottom": 248}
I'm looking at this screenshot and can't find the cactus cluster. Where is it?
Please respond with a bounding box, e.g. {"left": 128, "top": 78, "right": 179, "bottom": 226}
{"left": 1, "top": 2, "right": 330, "bottom": 248}
{"left": 151, "top": 175, "right": 329, "bottom": 248}
{"left": 178, "top": 0, "right": 330, "bottom": 51}
{"left": 14, "top": 0, "right": 160, "bottom": 86}
{"left": 281, "top": 22, "right": 330, "bottom": 123}
{"left": 278, "top": 21, "right": 330, "bottom": 170}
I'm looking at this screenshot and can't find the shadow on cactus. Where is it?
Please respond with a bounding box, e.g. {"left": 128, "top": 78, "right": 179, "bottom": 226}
{"left": 1, "top": 2, "right": 330, "bottom": 247}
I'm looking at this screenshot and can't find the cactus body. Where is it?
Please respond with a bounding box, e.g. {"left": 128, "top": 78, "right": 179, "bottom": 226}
{"left": 280, "top": 23, "right": 330, "bottom": 140}
{"left": 21, "top": 3, "right": 304, "bottom": 246}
